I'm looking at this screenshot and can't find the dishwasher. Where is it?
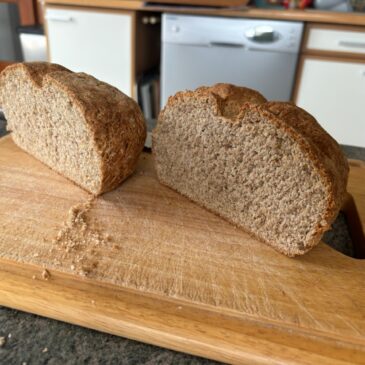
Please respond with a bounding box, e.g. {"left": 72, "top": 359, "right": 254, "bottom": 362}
{"left": 161, "top": 14, "right": 304, "bottom": 107}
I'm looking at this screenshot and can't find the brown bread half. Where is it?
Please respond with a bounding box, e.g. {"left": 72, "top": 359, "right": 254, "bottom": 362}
{"left": 0, "top": 62, "right": 146, "bottom": 195}
{"left": 153, "top": 83, "right": 349, "bottom": 256}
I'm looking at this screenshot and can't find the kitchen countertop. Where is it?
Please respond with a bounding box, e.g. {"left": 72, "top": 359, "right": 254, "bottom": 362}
{"left": 0, "top": 117, "right": 364, "bottom": 364}
{"left": 44, "top": 0, "right": 365, "bottom": 27}
{"left": 0, "top": 306, "right": 219, "bottom": 365}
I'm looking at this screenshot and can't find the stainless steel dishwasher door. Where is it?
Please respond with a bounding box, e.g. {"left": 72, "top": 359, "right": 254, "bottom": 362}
{"left": 161, "top": 14, "right": 304, "bottom": 107}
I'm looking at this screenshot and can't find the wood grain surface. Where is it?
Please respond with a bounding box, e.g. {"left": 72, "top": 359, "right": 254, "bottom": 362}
{"left": 44, "top": 1, "right": 365, "bottom": 27}
{"left": 0, "top": 135, "right": 364, "bottom": 364}
{"left": 142, "top": 0, "right": 250, "bottom": 7}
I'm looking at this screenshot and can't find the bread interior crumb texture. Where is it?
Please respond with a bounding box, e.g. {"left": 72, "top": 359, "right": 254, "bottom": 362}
{"left": 1, "top": 62, "right": 147, "bottom": 196}
{"left": 154, "top": 92, "right": 333, "bottom": 256}
{"left": 2, "top": 66, "right": 102, "bottom": 193}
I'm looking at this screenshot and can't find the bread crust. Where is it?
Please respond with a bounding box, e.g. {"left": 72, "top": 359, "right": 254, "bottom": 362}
{"left": 154, "top": 83, "right": 349, "bottom": 256}
{"left": 0, "top": 62, "right": 146, "bottom": 195}
{"left": 260, "top": 102, "right": 348, "bottom": 253}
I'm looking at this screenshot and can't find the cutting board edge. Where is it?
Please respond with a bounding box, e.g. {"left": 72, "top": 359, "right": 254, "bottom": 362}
{"left": 1, "top": 258, "right": 365, "bottom": 347}
{"left": 1, "top": 258, "right": 364, "bottom": 365}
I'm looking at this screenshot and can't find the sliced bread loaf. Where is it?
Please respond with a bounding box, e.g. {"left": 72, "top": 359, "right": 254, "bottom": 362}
{"left": 153, "top": 84, "right": 349, "bottom": 256}
{"left": 0, "top": 62, "right": 146, "bottom": 195}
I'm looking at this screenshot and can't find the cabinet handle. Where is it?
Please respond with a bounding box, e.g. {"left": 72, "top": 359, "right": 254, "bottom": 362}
{"left": 45, "top": 14, "right": 74, "bottom": 23}
{"left": 338, "top": 40, "right": 365, "bottom": 49}
{"left": 210, "top": 42, "right": 244, "bottom": 48}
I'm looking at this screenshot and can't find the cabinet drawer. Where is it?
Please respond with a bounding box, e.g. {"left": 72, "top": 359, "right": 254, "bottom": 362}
{"left": 306, "top": 25, "right": 365, "bottom": 56}
{"left": 296, "top": 57, "right": 365, "bottom": 147}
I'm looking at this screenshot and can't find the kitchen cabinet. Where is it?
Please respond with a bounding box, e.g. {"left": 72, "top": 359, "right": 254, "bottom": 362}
{"left": 305, "top": 25, "right": 365, "bottom": 55}
{"left": 45, "top": 6, "right": 160, "bottom": 99}
{"left": 295, "top": 24, "right": 365, "bottom": 148}
{"left": 46, "top": 7, "right": 134, "bottom": 96}
{"left": 296, "top": 57, "right": 365, "bottom": 148}
{"left": 45, "top": 8, "right": 134, "bottom": 95}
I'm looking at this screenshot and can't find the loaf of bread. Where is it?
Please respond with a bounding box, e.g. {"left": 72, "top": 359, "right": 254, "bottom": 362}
{"left": 153, "top": 84, "right": 349, "bottom": 256}
{"left": 0, "top": 62, "right": 146, "bottom": 195}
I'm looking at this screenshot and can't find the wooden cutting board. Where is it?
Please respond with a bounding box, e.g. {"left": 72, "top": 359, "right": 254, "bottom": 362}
{"left": 0, "top": 135, "right": 365, "bottom": 365}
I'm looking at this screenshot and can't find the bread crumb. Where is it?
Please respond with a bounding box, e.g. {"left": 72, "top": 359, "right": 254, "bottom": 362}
{"left": 33, "top": 253, "right": 39, "bottom": 257}
{"left": 91, "top": 300, "right": 95, "bottom": 305}
{"left": 42, "top": 269, "right": 50, "bottom": 280}
{"left": 56, "top": 231, "right": 63, "bottom": 241}
{"left": 51, "top": 197, "right": 114, "bottom": 277}
{"left": 0, "top": 337, "right": 5, "bottom": 347}
{"left": 42, "top": 347, "right": 48, "bottom": 353}
{"left": 177, "top": 306, "right": 182, "bottom": 310}
{"left": 32, "top": 275, "right": 36, "bottom": 280}
{"left": 80, "top": 267, "right": 90, "bottom": 276}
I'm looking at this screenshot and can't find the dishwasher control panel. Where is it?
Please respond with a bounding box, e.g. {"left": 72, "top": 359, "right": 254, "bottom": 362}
{"left": 162, "top": 14, "right": 304, "bottom": 53}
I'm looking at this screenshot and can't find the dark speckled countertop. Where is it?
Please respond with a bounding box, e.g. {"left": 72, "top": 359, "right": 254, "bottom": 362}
{"left": 0, "top": 117, "right": 364, "bottom": 365}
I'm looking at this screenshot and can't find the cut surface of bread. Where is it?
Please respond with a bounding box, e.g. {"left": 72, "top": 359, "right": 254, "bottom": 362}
{"left": 153, "top": 84, "right": 349, "bottom": 256}
{"left": 0, "top": 62, "right": 146, "bottom": 195}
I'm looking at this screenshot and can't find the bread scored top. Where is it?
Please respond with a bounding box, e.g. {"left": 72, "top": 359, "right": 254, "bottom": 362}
{"left": 153, "top": 83, "right": 349, "bottom": 256}
{"left": 0, "top": 62, "right": 146, "bottom": 195}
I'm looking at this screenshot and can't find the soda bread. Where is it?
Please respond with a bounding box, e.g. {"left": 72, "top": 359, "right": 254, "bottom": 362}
{"left": 0, "top": 62, "right": 146, "bottom": 195}
{"left": 153, "top": 84, "right": 349, "bottom": 256}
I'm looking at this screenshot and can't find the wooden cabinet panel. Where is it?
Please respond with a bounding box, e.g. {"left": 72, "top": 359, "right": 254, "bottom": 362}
{"left": 35, "top": 0, "right": 44, "bottom": 24}
{"left": 146, "top": 0, "right": 249, "bottom": 6}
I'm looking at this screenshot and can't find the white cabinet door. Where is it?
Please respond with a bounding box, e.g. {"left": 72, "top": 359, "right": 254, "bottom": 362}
{"left": 46, "top": 7, "right": 133, "bottom": 96}
{"left": 296, "top": 57, "right": 365, "bottom": 147}
{"left": 306, "top": 27, "right": 365, "bottom": 56}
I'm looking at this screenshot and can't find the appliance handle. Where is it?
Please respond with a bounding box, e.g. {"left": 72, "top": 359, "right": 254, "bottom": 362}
{"left": 45, "top": 14, "right": 74, "bottom": 23}
{"left": 209, "top": 41, "right": 244, "bottom": 48}
{"left": 245, "top": 26, "right": 280, "bottom": 44}
{"left": 338, "top": 40, "right": 365, "bottom": 49}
